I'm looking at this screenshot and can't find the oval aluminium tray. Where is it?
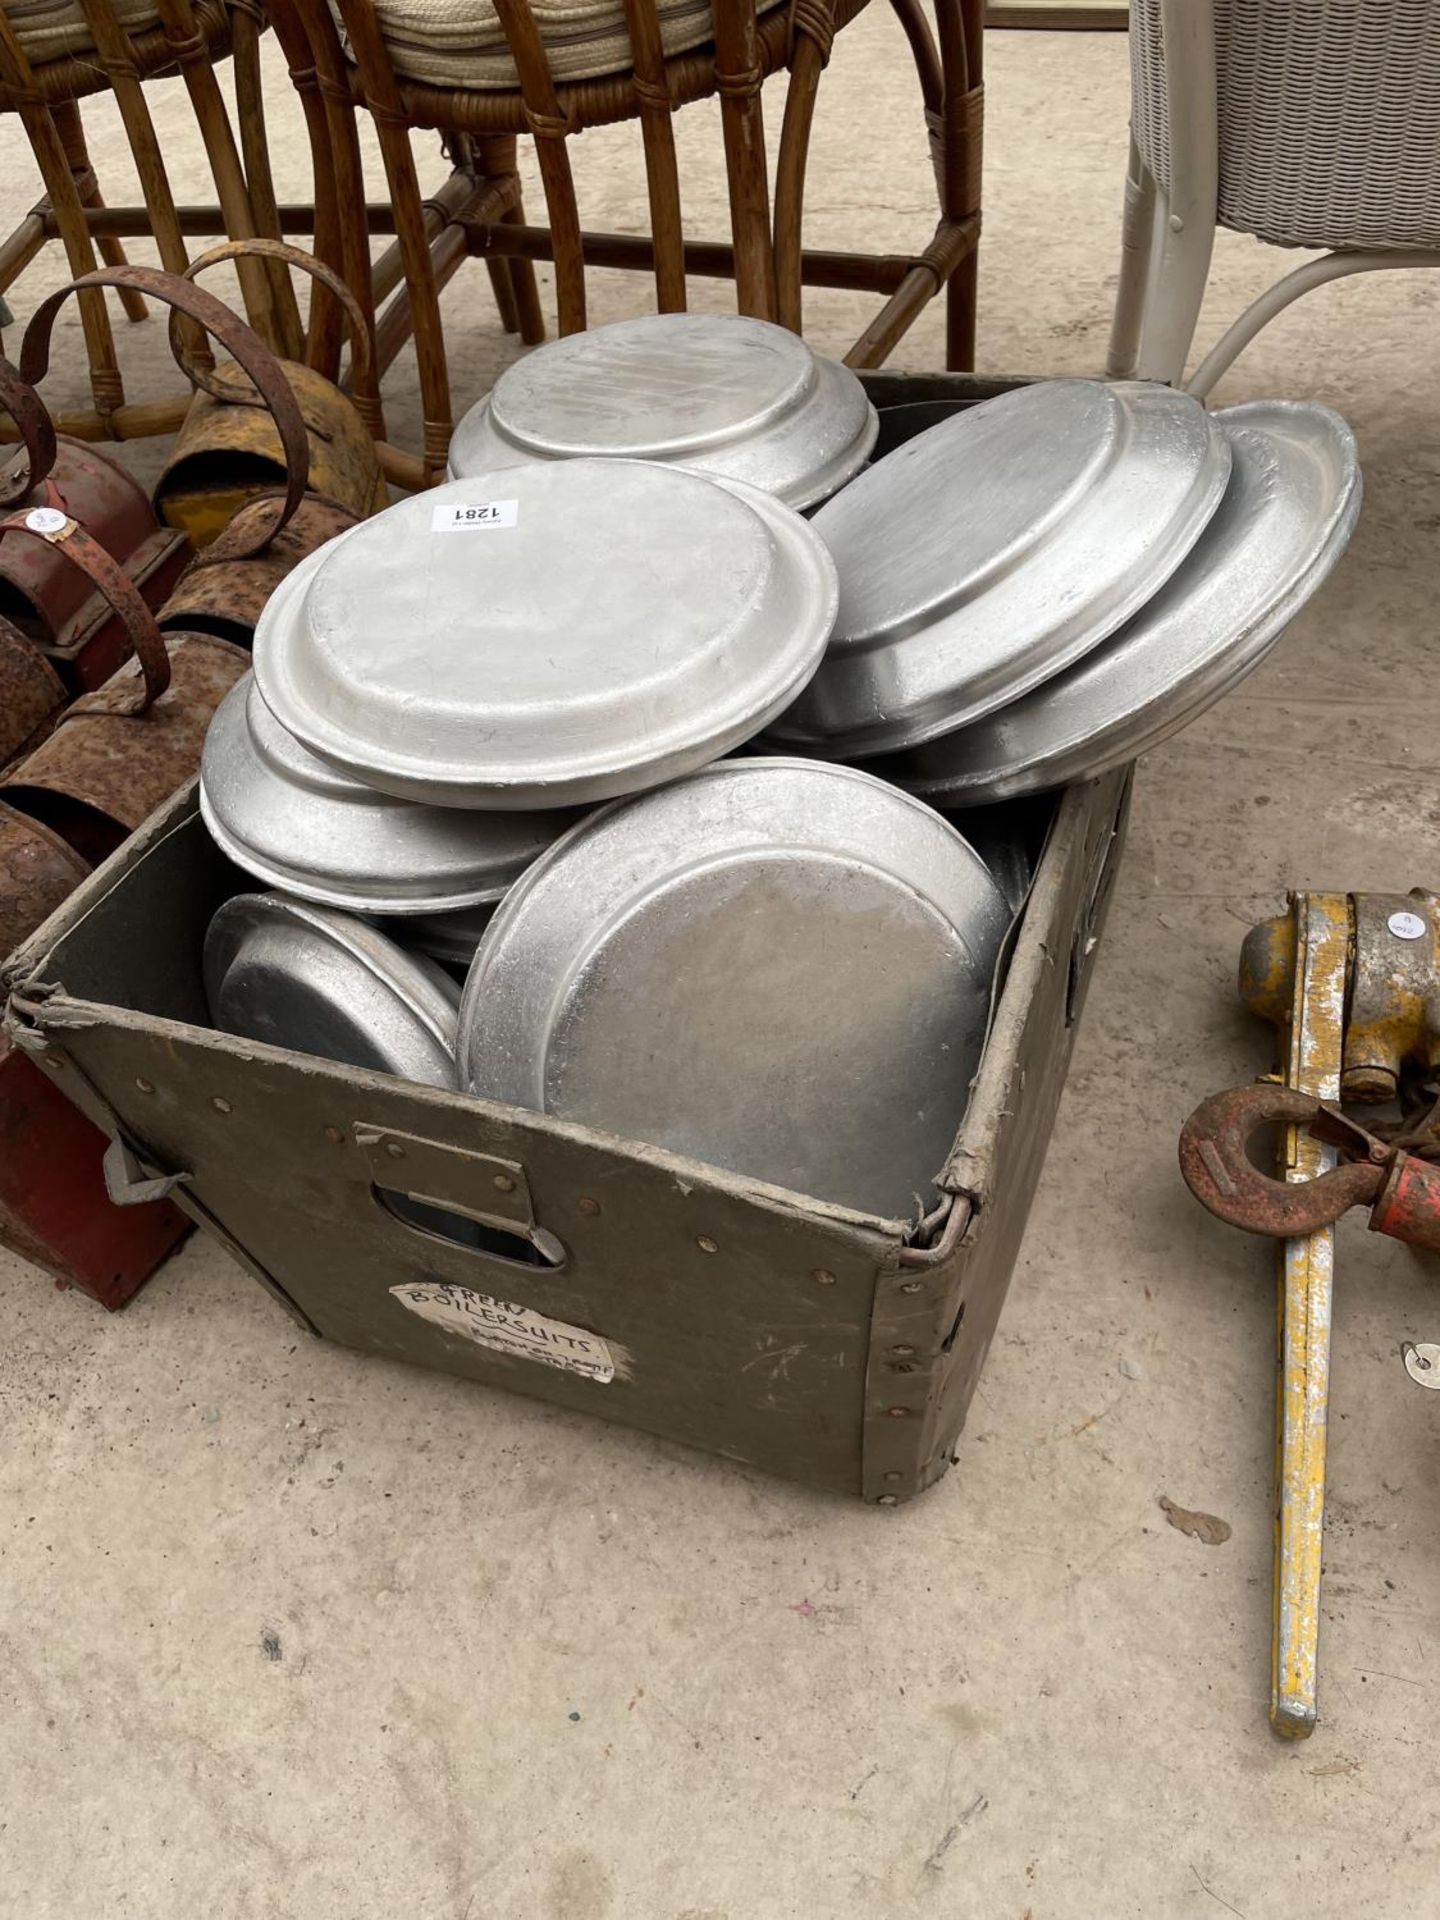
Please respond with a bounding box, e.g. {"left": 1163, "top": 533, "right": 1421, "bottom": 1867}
{"left": 458, "top": 757, "right": 1011, "bottom": 1219}
{"left": 447, "top": 311, "right": 878, "bottom": 511}
{"left": 771, "top": 379, "right": 1231, "bottom": 758}
{"left": 201, "top": 673, "right": 573, "bottom": 913}
{"left": 252, "top": 460, "right": 839, "bottom": 810}
{"left": 888, "top": 401, "right": 1361, "bottom": 805}
{"left": 205, "top": 893, "right": 461, "bottom": 1088}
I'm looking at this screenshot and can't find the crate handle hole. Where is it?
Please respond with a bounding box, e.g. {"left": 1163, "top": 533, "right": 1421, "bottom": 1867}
{"left": 374, "top": 1186, "right": 566, "bottom": 1271}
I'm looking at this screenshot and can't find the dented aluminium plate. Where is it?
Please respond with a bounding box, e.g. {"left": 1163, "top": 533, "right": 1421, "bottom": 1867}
{"left": 201, "top": 674, "right": 572, "bottom": 913}
{"left": 252, "top": 461, "right": 838, "bottom": 810}
{"left": 891, "top": 402, "right": 1361, "bottom": 805}
{"left": 772, "top": 379, "right": 1231, "bottom": 757}
{"left": 205, "top": 893, "right": 461, "bottom": 1088}
{"left": 458, "top": 758, "right": 1011, "bottom": 1219}
{"left": 447, "top": 313, "right": 878, "bottom": 511}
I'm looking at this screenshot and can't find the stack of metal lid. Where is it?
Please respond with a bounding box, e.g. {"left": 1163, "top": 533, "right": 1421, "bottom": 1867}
{"left": 200, "top": 447, "right": 841, "bottom": 1080}
{"left": 447, "top": 312, "right": 878, "bottom": 512}
{"left": 195, "top": 345, "right": 1363, "bottom": 1215}
{"left": 768, "top": 379, "right": 1361, "bottom": 804}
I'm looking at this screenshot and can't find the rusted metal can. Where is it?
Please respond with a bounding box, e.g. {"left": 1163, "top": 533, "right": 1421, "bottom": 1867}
{"left": 158, "top": 491, "right": 361, "bottom": 646}
{"left": 2, "top": 632, "right": 248, "bottom": 864}
{"left": 21, "top": 266, "right": 314, "bottom": 567}
{"left": 152, "top": 240, "right": 385, "bottom": 546}
{"left": 157, "top": 360, "right": 386, "bottom": 547}
{"left": 0, "top": 616, "right": 65, "bottom": 766}
{"left": 0, "top": 356, "right": 192, "bottom": 688}
{"left": 50, "top": 525, "right": 192, "bottom": 693}
{"left": 0, "top": 798, "right": 89, "bottom": 957}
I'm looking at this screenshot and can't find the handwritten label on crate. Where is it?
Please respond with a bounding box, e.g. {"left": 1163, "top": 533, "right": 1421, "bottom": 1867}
{"left": 389, "top": 1281, "right": 617, "bottom": 1383}
{"left": 430, "top": 499, "right": 519, "bottom": 533}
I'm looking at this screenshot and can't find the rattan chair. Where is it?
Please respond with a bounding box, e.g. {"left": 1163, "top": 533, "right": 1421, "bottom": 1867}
{"left": 0, "top": 0, "right": 312, "bottom": 435}
{"left": 274, "top": 0, "right": 984, "bottom": 478}
{"left": 1108, "top": 0, "right": 1440, "bottom": 395}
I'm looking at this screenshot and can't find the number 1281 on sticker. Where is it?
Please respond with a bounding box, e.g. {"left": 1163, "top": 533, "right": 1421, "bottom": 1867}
{"left": 431, "top": 499, "right": 519, "bottom": 532}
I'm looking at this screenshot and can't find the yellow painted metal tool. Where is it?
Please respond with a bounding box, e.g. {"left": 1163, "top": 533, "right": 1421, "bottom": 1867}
{"left": 1270, "top": 892, "right": 1349, "bottom": 1738}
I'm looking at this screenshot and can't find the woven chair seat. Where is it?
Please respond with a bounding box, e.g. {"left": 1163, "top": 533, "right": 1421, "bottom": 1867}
{"left": 1, "top": 0, "right": 229, "bottom": 66}
{"left": 4, "top": 0, "right": 159, "bottom": 60}
{"left": 332, "top": 0, "right": 787, "bottom": 91}
{"left": 1132, "top": 0, "right": 1440, "bottom": 252}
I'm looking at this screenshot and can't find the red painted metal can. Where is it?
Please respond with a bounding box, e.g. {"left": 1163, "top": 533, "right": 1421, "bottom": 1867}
{"left": 0, "top": 356, "right": 192, "bottom": 693}
{"left": 0, "top": 1032, "right": 189, "bottom": 1309}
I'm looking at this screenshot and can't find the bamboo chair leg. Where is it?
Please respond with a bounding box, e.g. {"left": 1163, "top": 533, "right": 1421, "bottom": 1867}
{"left": 490, "top": 0, "right": 587, "bottom": 333}
{"left": 484, "top": 245, "right": 522, "bottom": 333}
{"left": 932, "top": 0, "right": 981, "bottom": 369}
{"left": 712, "top": 0, "right": 777, "bottom": 318}
{"left": 946, "top": 244, "right": 976, "bottom": 368}
{"left": 375, "top": 121, "right": 454, "bottom": 465}
{"left": 230, "top": 0, "right": 306, "bottom": 357}
{"left": 74, "top": 0, "right": 220, "bottom": 369}
{"left": 332, "top": 0, "right": 452, "bottom": 468}
{"left": 619, "top": 0, "right": 686, "bottom": 311}
{"left": 453, "top": 134, "right": 519, "bottom": 333}
{"left": 0, "top": 213, "right": 47, "bottom": 300}
{"left": 51, "top": 100, "right": 147, "bottom": 322}
{"left": 773, "top": 0, "right": 836, "bottom": 334}
{"left": 888, "top": 0, "right": 943, "bottom": 113}
{"left": 150, "top": 0, "right": 283, "bottom": 348}
{"left": 265, "top": 0, "right": 347, "bottom": 375}
{"left": 287, "top": 0, "right": 386, "bottom": 432}
{"left": 0, "top": 14, "right": 124, "bottom": 417}
{"left": 502, "top": 205, "right": 546, "bottom": 343}
{"left": 478, "top": 134, "right": 544, "bottom": 342}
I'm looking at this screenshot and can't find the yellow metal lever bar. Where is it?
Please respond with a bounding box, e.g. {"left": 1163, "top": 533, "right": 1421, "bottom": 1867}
{"left": 1271, "top": 892, "right": 1350, "bottom": 1738}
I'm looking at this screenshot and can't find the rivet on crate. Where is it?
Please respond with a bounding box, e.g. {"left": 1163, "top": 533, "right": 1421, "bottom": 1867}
{"left": 898, "top": 1281, "right": 923, "bottom": 1295}
{"left": 135, "top": 1077, "right": 155, "bottom": 1093}
{"left": 210, "top": 1095, "right": 232, "bottom": 1113}
{"left": 385, "top": 1142, "right": 404, "bottom": 1159}
{"left": 890, "top": 1344, "right": 915, "bottom": 1356}
{"left": 883, "top": 1471, "right": 902, "bottom": 1482}
{"left": 811, "top": 1267, "right": 836, "bottom": 1286}
{"left": 697, "top": 1236, "right": 718, "bottom": 1254}
{"left": 493, "top": 1174, "right": 516, "bottom": 1193}
{"left": 577, "top": 1196, "right": 601, "bottom": 1216}
{"left": 887, "top": 1405, "right": 911, "bottom": 1418}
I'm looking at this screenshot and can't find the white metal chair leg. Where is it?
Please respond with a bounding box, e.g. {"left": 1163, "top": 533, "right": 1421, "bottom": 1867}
{"left": 1185, "top": 247, "right": 1440, "bottom": 397}
{"left": 1128, "top": 0, "right": 1218, "bottom": 385}
{"left": 1134, "top": 183, "right": 1215, "bottom": 384}
{"left": 1106, "top": 135, "right": 1156, "bottom": 379}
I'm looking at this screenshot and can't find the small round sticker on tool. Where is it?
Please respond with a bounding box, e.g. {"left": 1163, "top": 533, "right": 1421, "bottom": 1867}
{"left": 1388, "top": 911, "right": 1427, "bottom": 941}
{"left": 24, "top": 506, "right": 68, "bottom": 535}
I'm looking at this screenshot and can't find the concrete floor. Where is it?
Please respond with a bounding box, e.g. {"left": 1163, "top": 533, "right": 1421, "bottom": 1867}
{"left": 4, "top": 20, "right": 1440, "bottom": 1918}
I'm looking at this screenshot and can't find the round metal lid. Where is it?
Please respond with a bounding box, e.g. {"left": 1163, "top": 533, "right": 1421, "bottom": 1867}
{"left": 204, "top": 893, "right": 460, "bottom": 1087}
{"left": 200, "top": 673, "right": 573, "bottom": 913}
{"left": 458, "top": 757, "right": 1011, "bottom": 1220}
{"left": 447, "top": 313, "right": 878, "bottom": 511}
{"left": 889, "top": 401, "right": 1361, "bottom": 806}
{"left": 252, "top": 460, "right": 839, "bottom": 811}
{"left": 771, "top": 379, "right": 1232, "bottom": 757}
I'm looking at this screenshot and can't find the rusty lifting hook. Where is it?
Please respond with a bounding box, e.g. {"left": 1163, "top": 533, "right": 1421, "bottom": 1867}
{"left": 1179, "top": 1082, "right": 1440, "bottom": 1256}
